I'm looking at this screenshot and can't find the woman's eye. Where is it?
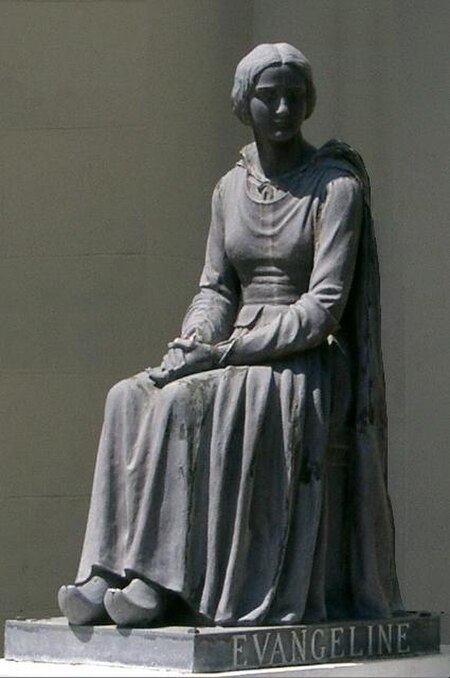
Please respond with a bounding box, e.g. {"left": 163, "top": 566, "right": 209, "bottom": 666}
{"left": 256, "top": 88, "right": 305, "bottom": 105}
{"left": 256, "top": 89, "right": 276, "bottom": 102}
{"left": 288, "top": 89, "right": 304, "bottom": 102}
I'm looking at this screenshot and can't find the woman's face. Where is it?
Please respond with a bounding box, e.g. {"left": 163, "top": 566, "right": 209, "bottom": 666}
{"left": 248, "top": 64, "right": 307, "bottom": 143}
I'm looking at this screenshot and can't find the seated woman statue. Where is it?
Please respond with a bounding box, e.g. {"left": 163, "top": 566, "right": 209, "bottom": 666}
{"left": 58, "top": 43, "right": 404, "bottom": 627}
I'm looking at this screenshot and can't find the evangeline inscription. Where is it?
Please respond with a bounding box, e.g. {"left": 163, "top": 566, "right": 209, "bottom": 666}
{"left": 231, "top": 621, "right": 411, "bottom": 669}
{"left": 192, "top": 614, "right": 440, "bottom": 672}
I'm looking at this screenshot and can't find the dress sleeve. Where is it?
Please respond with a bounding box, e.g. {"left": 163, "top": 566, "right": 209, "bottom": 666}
{"left": 180, "top": 181, "right": 240, "bottom": 344}
{"left": 224, "top": 174, "right": 363, "bottom": 365}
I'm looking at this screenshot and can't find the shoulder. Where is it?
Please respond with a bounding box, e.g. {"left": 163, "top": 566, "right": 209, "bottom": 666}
{"left": 310, "top": 163, "right": 362, "bottom": 209}
{"left": 321, "top": 171, "right": 362, "bottom": 201}
{"left": 212, "top": 162, "right": 246, "bottom": 204}
{"left": 313, "top": 139, "right": 370, "bottom": 201}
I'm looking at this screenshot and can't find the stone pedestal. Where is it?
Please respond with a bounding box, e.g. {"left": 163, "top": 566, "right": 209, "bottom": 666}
{"left": 4, "top": 613, "right": 440, "bottom": 674}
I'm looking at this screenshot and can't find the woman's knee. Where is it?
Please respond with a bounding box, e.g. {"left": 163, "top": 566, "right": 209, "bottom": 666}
{"left": 106, "top": 372, "right": 152, "bottom": 407}
{"left": 159, "top": 378, "right": 194, "bottom": 411}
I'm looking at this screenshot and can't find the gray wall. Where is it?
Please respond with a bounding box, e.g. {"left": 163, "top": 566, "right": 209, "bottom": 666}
{"left": 1, "top": 0, "right": 449, "bottom": 650}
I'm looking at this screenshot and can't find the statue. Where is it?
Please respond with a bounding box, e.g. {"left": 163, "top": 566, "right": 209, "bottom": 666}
{"left": 58, "top": 43, "right": 404, "bottom": 629}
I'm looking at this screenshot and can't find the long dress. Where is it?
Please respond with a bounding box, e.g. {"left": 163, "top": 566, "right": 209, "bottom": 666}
{"left": 75, "top": 140, "right": 404, "bottom": 625}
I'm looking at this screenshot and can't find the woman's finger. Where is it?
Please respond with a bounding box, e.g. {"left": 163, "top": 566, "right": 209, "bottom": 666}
{"left": 147, "top": 367, "right": 170, "bottom": 388}
{"left": 168, "top": 338, "right": 196, "bottom": 352}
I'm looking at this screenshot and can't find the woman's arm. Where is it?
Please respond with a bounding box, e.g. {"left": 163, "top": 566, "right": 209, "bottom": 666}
{"left": 148, "top": 180, "right": 239, "bottom": 386}
{"left": 180, "top": 180, "right": 240, "bottom": 344}
{"left": 221, "top": 174, "right": 363, "bottom": 365}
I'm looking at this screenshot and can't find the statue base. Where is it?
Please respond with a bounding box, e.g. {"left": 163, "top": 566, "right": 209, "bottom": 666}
{"left": 4, "top": 613, "right": 440, "bottom": 673}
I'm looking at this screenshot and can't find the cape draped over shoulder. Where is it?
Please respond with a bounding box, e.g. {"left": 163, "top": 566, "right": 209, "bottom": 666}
{"left": 316, "top": 141, "right": 403, "bottom": 617}
{"left": 75, "top": 140, "right": 403, "bottom": 624}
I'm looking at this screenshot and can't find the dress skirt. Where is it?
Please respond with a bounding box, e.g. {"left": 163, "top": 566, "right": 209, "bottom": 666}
{"left": 76, "top": 341, "right": 353, "bottom": 626}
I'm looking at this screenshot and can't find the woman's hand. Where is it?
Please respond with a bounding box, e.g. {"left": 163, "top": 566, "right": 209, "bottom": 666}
{"left": 147, "top": 338, "right": 216, "bottom": 388}
{"left": 160, "top": 346, "right": 186, "bottom": 372}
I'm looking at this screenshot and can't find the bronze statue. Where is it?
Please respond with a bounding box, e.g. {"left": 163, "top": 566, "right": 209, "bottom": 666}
{"left": 58, "top": 43, "right": 403, "bottom": 628}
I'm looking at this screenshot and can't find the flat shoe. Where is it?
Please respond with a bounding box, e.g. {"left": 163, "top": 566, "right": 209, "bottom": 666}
{"left": 104, "top": 580, "right": 164, "bottom": 627}
{"left": 58, "top": 584, "right": 108, "bottom": 625}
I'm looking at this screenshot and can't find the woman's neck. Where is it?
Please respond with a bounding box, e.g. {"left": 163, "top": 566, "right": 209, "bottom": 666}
{"left": 253, "top": 133, "right": 313, "bottom": 178}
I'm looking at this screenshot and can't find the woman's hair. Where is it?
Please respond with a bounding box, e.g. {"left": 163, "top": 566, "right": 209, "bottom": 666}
{"left": 231, "top": 42, "right": 316, "bottom": 125}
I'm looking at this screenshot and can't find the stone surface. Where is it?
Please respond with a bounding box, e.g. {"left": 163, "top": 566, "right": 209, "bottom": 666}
{"left": 5, "top": 614, "right": 440, "bottom": 673}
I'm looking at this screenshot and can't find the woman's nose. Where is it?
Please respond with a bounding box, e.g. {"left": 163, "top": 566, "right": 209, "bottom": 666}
{"left": 275, "top": 96, "right": 289, "bottom": 116}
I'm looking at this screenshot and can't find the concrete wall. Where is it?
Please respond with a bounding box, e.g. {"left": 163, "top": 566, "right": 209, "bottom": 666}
{"left": 253, "top": 0, "right": 450, "bottom": 639}
{"left": 0, "top": 0, "right": 251, "bottom": 647}
{"left": 1, "top": 0, "right": 449, "bottom": 651}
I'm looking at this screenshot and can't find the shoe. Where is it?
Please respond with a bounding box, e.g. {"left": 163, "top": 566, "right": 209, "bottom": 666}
{"left": 58, "top": 575, "right": 110, "bottom": 625}
{"left": 104, "top": 578, "right": 164, "bottom": 627}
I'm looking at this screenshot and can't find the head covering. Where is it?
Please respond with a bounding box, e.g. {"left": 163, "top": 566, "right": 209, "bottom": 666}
{"left": 231, "top": 42, "right": 316, "bottom": 125}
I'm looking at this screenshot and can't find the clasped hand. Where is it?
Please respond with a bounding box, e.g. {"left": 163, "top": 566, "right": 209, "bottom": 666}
{"left": 147, "top": 337, "right": 216, "bottom": 388}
